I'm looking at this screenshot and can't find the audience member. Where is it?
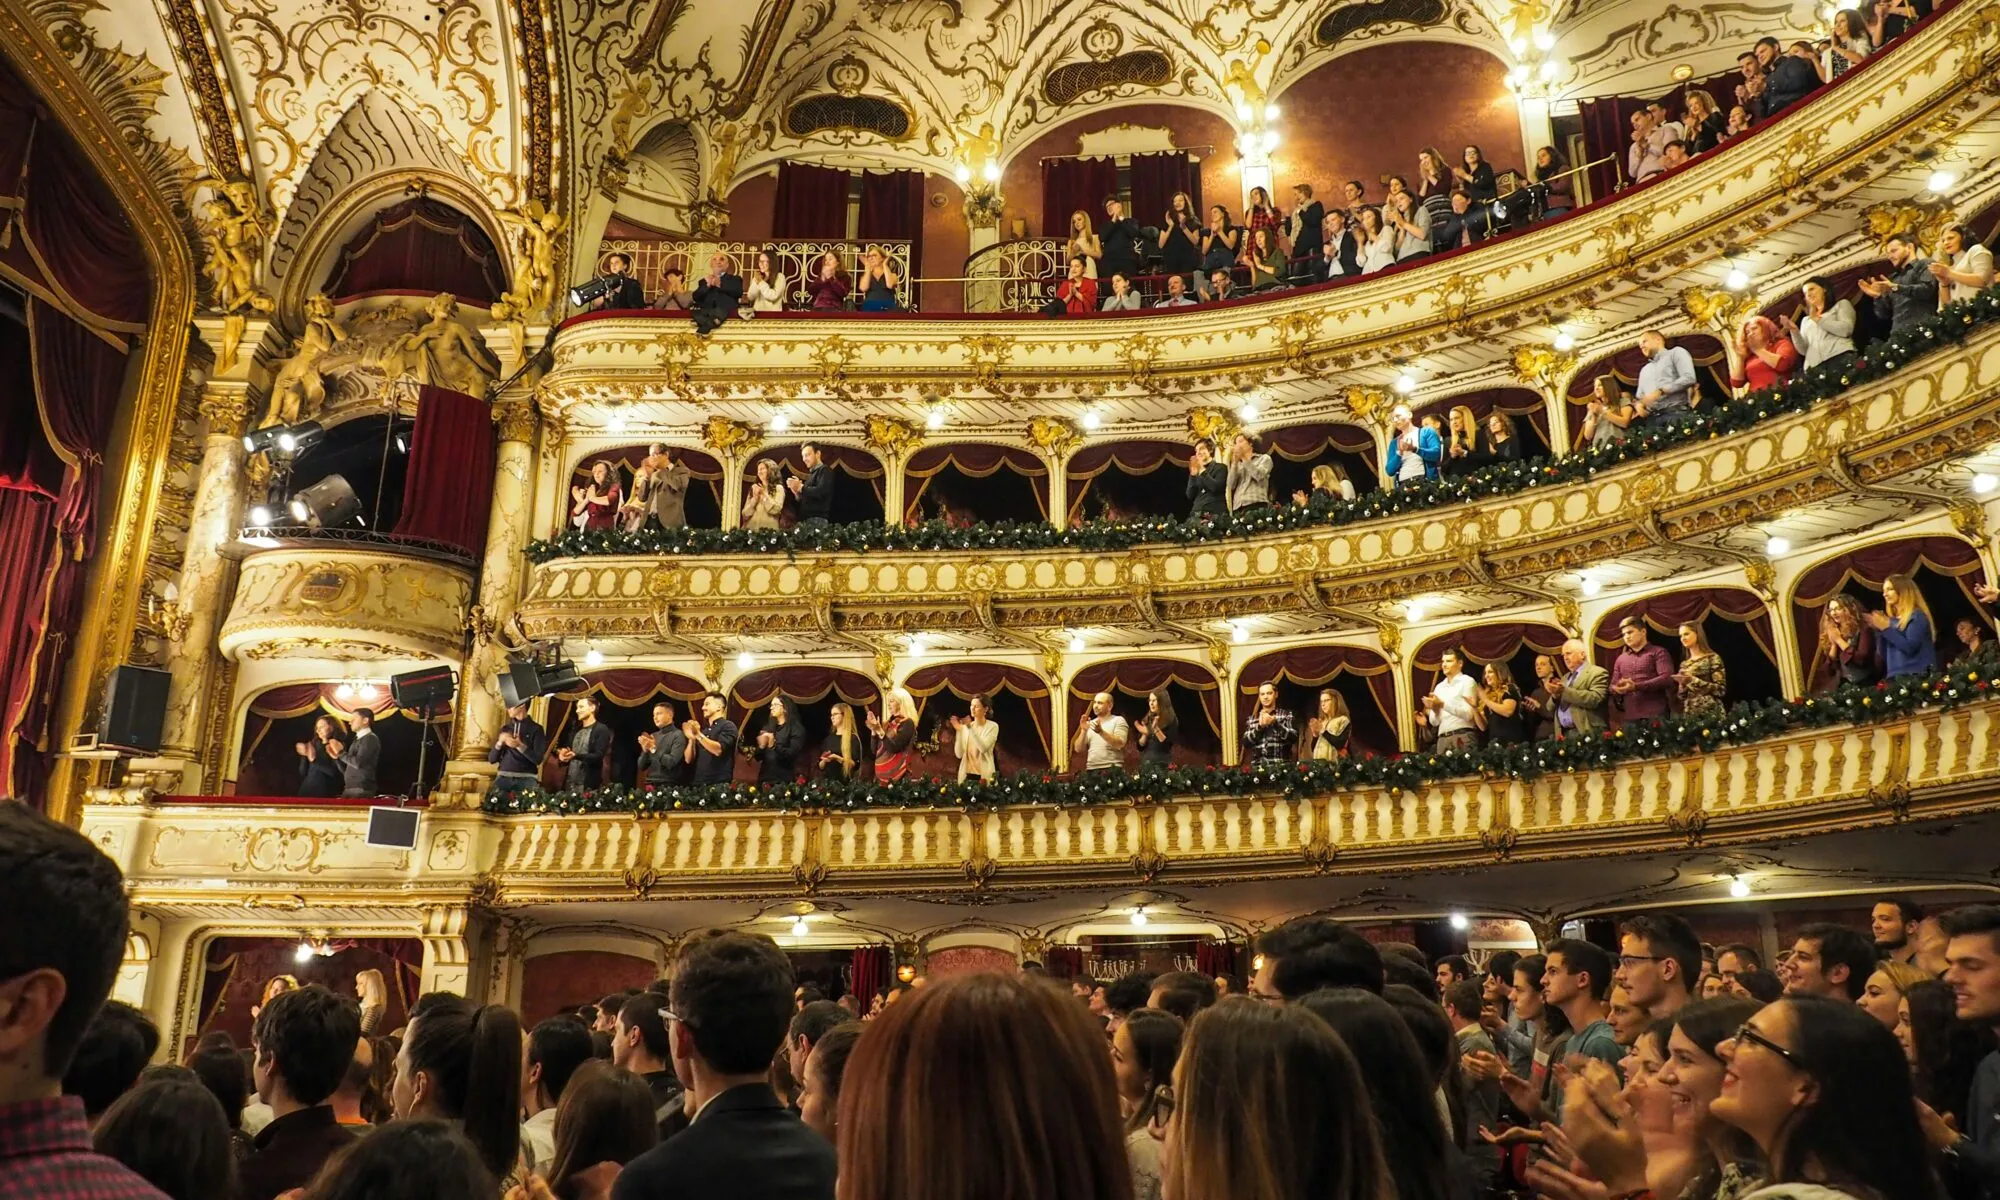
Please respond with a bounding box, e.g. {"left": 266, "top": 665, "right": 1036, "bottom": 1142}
{"left": 1544, "top": 938, "right": 1626, "bottom": 1072}
{"left": 1073, "top": 691, "right": 1130, "bottom": 774}
{"left": 1753, "top": 35, "right": 1821, "bottom": 115}
{"left": 1386, "top": 404, "right": 1441, "bottom": 488}
{"left": 1154, "top": 273, "right": 1197, "bottom": 307}
{"left": 1549, "top": 638, "right": 1610, "bottom": 736}
{"left": 795, "top": 1022, "right": 860, "bottom": 1144}
{"left": 1300, "top": 989, "right": 1453, "bottom": 1200}
{"left": 1225, "top": 433, "right": 1272, "bottom": 514}
{"left": 299, "top": 1119, "right": 496, "bottom": 1200}
{"left": 1784, "top": 922, "right": 1875, "bottom": 1001}
{"left": 804, "top": 252, "right": 849, "bottom": 311}
{"left": 1633, "top": 330, "right": 1697, "bottom": 427}
{"left": 654, "top": 268, "right": 694, "bottom": 311}
{"left": 1867, "top": 572, "right": 1939, "bottom": 678}
{"left": 1241, "top": 683, "right": 1297, "bottom": 764}
{"left": 522, "top": 1015, "right": 595, "bottom": 1171}
{"left": 1098, "top": 197, "right": 1143, "bottom": 281}
{"left": 1320, "top": 209, "right": 1360, "bottom": 278}
{"left": 1185, "top": 439, "right": 1227, "bottom": 518}
{"left": 1874, "top": 897, "right": 1925, "bottom": 964}
{"left": 1859, "top": 233, "right": 1940, "bottom": 332}
{"left": 89, "top": 1075, "right": 237, "bottom": 1200}
{"left": 62, "top": 1001, "right": 159, "bottom": 1123}
{"left": 1933, "top": 224, "right": 1996, "bottom": 307}
{"left": 1285, "top": 184, "right": 1325, "bottom": 279}
{"left": 690, "top": 253, "right": 744, "bottom": 336}
{"left": 1102, "top": 272, "right": 1142, "bottom": 311}
{"left": 1618, "top": 912, "right": 1701, "bottom": 1019}
{"left": 1251, "top": 916, "right": 1385, "bottom": 999}
{"left": 1935, "top": 905, "right": 2000, "bottom": 1194}
{"left": 241, "top": 984, "right": 363, "bottom": 1200}
{"left": 1113, "top": 1008, "right": 1182, "bottom": 1200}
{"left": 541, "top": 1060, "right": 657, "bottom": 1200}
{"left": 328, "top": 1036, "right": 377, "bottom": 1129}
{"left": 612, "top": 933, "right": 832, "bottom": 1200}
{"left": 1422, "top": 648, "right": 1481, "bottom": 753}
{"left": 393, "top": 998, "right": 523, "bottom": 1185}
{"left": 1731, "top": 315, "right": 1800, "bottom": 392}
{"left": 856, "top": 246, "right": 901, "bottom": 312}
{"left": 1146, "top": 972, "right": 1215, "bottom": 1025}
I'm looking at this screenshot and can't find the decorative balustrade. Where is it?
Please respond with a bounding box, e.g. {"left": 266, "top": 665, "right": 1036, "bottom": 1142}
{"left": 80, "top": 697, "right": 2000, "bottom": 905}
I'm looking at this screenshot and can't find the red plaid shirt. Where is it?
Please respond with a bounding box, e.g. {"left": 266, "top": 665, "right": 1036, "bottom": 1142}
{"left": 0, "top": 1096, "right": 167, "bottom": 1200}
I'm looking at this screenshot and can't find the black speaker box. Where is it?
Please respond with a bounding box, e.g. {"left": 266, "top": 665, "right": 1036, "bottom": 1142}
{"left": 99, "top": 664, "right": 171, "bottom": 753}
{"left": 390, "top": 665, "right": 456, "bottom": 710}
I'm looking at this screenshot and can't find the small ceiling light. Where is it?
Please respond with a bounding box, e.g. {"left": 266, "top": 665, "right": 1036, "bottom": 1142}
{"left": 248, "top": 505, "right": 272, "bottom": 527}
{"left": 608, "top": 412, "right": 628, "bottom": 433}
{"left": 1553, "top": 331, "right": 1576, "bottom": 352}
{"left": 1581, "top": 577, "right": 1603, "bottom": 597}
{"left": 1237, "top": 402, "right": 1260, "bottom": 422}
{"left": 1927, "top": 169, "right": 1957, "bottom": 194}
{"left": 1507, "top": 65, "right": 1529, "bottom": 87}
{"left": 1263, "top": 103, "right": 1280, "bottom": 122}
{"left": 908, "top": 634, "right": 927, "bottom": 659}
{"left": 1509, "top": 36, "right": 1528, "bottom": 55}
{"left": 1974, "top": 472, "right": 1999, "bottom": 495}
{"left": 1235, "top": 101, "right": 1253, "bottom": 122}
{"left": 1765, "top": 535, "right": 1791, "bottom": 556}
{"left": 1394, "top": 372, "right": 1418, "bottom": 394}
{"left": 1533, "top": 29, "right": 1556, "bottom": 50}
{"left": 1538, "top": 59, "right": 1561, "bottom": 81}
{"left": 770, "top": 411, "right": 791, "bottom": 433}
{"left": 954, "top": 164, "right": 972, "bottom": 185}
{"left": 1230, "top": 622, "right": 1251, "bottom": 644}
{"left": 1067, "top": 632, "right": 1086, "bottom": 654}
{"left": 1724, "top": 266, "right": 1751, "bottom": 292}
{"left": 294, "top": 942, "right": 314, "bottom": 964}
{"left": 1728, "top": 875, "right": 1753, "bottom": 898}
{"left": 1251, "top": 953, "right": 1266, "bottom": 972}
{"left": 1081, "top": 408, "right": 1103, "bottom": 432}
{"left": 1130, "top": 906, "right": 1150, "bottom": 927}
{"left": 1671, "top": 63, "right": 1696, "bottom": 81}
{"left": 926, "top": 407, "right": 946, "bottom": 431}
{"left": 791, "top": 916, "right": 810, "bottom": 938}
{"left": 1449, "top": 912, "right": 1470, "bottom": 931}
{"left": 736, "top": 650, "right": 756, "bottom": 669}
{"left": 1261, "top": 130, "right": 1281, "bottom": 154}
{"left": 335, "top": 682, "right": 355, "bottom": 702}
{"left": 1406, "top": 600, "right": 1426, "bottom": 622}
{"left": 584, "top": 648, "right": 604, "bottom": 668}
{"left": 982, "top": 161, "right": 1001, "bottom": 184}
{"left": 355, "top": 683, "right": 378, "bottom": 702}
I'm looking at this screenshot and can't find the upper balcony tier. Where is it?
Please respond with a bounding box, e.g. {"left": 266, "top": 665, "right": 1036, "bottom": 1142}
{"left": 533, "top": 5, "right": 2000, "bottom": 431}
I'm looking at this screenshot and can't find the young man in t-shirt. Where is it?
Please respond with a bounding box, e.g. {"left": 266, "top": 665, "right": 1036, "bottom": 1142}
{"left": 1543, "top": 938, "right": 1625, "bottom": 1082}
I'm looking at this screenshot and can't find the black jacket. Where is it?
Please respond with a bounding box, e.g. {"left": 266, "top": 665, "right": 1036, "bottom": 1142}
{"left": 605, "top": 274, "right": 647, "bottom": 310}
{"left": 759, "top": 719, "right": 806, "bottom": 781}
{"left": 1290, "top": 201, "right": 1326, "bottom": 262}
{"left": 795, "top": 463, "right": 835, "bottom": 521}
{"left": 612, "top": 1083, "right": 834, "bottom": 1200}
{"left": 298, "top": 740, "right": 344, "bottom": 797}
{"left": 689, "top": 718, "right": 739, "bottom": 784}
{"left": 1760, "top": 54, "right": 1820, "bottom": 116}
{"left": 1324, "top": 230, "right": 1361, "bottom": 277}
{"left": 487, "top": 717, "right": 547, "bottom": 776}
{"left": 564, "top": 721, "right": 612, "bottom": 791}
{"left": 1875, "top": 257, "right": 1940, "bottom": 332}
{"left": 1098, "top": 216, "right": 1143, "bottom": 280}
{"left": 1186, "top": 462, "right": 1228, "bottom": 519}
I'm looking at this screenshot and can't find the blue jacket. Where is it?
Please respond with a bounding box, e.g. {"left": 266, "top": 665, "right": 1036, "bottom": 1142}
{"left": 1386, "top": 426, "right": 1443, "bottom": 483}
{"left": 1878, "top": 609, "right": 1938, "bottom": 678}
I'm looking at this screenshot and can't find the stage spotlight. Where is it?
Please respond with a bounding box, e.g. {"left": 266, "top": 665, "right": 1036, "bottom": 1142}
{"left": 569, "top": 275, "right": 616, "bottom": 308}
{"left": 275, "top": 421, "right": 323, "bottom": 454}
{"left": 243, "top": 425, "right": 285, "bottom": 454}
{"left": 288, "top": 474, "right": 363, "bottom": 528}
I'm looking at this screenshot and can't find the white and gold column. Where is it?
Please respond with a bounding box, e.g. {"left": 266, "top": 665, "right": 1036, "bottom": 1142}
{"left": 440, "top": 399, "right": 540, "bottom": 799}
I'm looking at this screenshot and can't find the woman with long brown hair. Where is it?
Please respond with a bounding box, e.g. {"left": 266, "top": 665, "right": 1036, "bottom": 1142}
{"left": 1160, "top": 997, "right": 1389, "bottom": 1200}
{"left": 1137, "top": 688, "right": 1178, "bottom": 771}
{"left": 541, "top": 1060, "right": 657, "bottom": 1200}
{"left": 837, "top": 972, "right": 1132, "bottom": 1200}
{"left": 1299, "top": 688, "right": 1350, "bottom": 761}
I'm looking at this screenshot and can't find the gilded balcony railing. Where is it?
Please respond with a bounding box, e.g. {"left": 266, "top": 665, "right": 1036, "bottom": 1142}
{"left": 593, "top": 238, "right": 915, "bottom": 311}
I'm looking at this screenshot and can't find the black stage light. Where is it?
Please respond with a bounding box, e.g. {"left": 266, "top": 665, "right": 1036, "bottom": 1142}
{"left": 243, "top": 425, "right": 285, "bottom": 454}
{"left": 289, "top": 474, "right": 363, "bottom": 528}
{"left": 275, "top": 420, "right": 324, "bottom": 454}
{"left": 568, "top": 275, "right": 616, "bottom": 308}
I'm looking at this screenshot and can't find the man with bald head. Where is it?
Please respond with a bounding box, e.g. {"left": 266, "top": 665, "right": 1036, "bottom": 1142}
{"left": 1546, "top": 637, "right": 1609, "bottom": 737}
{"left": 1071, "top": 691, "right": 1129, "bottom": 773}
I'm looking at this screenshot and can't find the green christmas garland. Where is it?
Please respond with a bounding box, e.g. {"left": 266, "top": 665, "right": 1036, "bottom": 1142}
{"left": 526, "top": 286, "right": 2000, "bottom": 563}
{"left": 483, "top": 661, "right": 2000, "bottom": 816}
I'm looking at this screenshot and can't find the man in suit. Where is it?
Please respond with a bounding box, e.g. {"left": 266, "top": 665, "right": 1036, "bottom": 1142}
{"left": 1547, "top": 638, "right": 1609, "bottom": 737}
{"left": 1857, "top": 233, "right": 1941, "bottom": 334}
{"left": 1185, "top": 439, "right": 1228, "bottom": 521}
{"left": 691, "top": 252, "right": 744, "bottom": 336}
{"left": 1287, "top": 183, "right": 1325, "bottom": 283}
{"left": 333, "top": 707, "right": 380, "bottom": 797}
{"left": 644, "top": 446, "right": 693, "bottom": 529}
{"left": 787, "top": 441, "right": 835, "bottom": 526}
{"left": 611, "top": 933, "right": 835, "bottom": 1200}
{"left": 1321, "top": 210, "right": 1360, "bottom": 279}
{"left": 1752, "top": 35, "right": 1819, "bottom": 117}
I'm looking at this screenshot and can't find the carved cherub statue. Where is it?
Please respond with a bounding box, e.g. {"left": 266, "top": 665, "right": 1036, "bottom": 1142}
{"left": 391, "top": 293, "right": 501, "bottom": 395}
{"left": 260, "top": 293, "right": 347, "bottom": 430}
{"left": 196, "top": 180, "right": 274, "bottom": 316}
{"left": 494, "top": 199, "right": 567, "bottom": 319}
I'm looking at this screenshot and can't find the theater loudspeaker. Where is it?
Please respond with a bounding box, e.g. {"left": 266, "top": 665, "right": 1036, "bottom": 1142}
{"left": 98, "top": 664, "right": 171, "bottom": 753}
{"left": 366, "top": 806, "right": 422, "bottom": 849}
{"left": 389, "top": 665, "right": 457, "bottom": 711}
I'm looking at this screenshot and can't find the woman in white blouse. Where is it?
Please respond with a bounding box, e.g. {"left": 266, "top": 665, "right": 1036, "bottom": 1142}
{"left": 952, "top": 694, "right": 1000, "bottom": 782}
{"left": 745, "top": 248, "right": 787, "bottom": 313}
{"left": 1067, "top": 210, "right": 1101, "bottom": 280}
{"left": 741, "top": 458, "right": 787, "bottom": 530}
{"left": 1356, "top": 207, "right": 1396, "bottom": 274}
{"left": 1777, "top": 276, "right": 1858, "bottom": 371}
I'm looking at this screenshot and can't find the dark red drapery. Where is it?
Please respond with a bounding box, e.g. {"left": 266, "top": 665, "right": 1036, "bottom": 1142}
{"left": 857, "top": 170, "right": 925, "bottom": 281}
{"left": 391, "top": 386, "right": 495, "bottom": 555}
{"left": 1413, "top": 623, "right": 1570, "bottom": 698}
{"left": 1129, "top": 151, "right": 1201, "bottom": 230}
{"left": 903, "top": 661, "right": 1053, "bottom": 764}
{"left": 771, "top": 163, "right": 851, "bottom": 241}
{"left": 1043, "top": 945, "right": 1085, "bottom": 978}
{"left": 1070, "top": 658, "right": 1222, "bottom": 738}
{"left": 728, "top": 667, "right": 879, "bottom": 726}
{"left": 323, "top": 198, "right": 508, "bottom": 303}
{"left": 1591, "top": 587, "right": 1776, "bottom": 667}
{"left": 1237, "top": 646, "right": 1398, "bottom": 748}
{"left": 850, "top": 945, "right": 891, "bottom": 1002}
{"left": 904, "top": 444, "right": 1049, "bottom": 522}
{"left": 1194, "top": 940, "right": 1241, "bottom": 980}
{"left": 1041, "top": 157, "right": 1119, "bottom": 239}
{"left": 1264, "top": 423, "right": 1378, "bottom": 460}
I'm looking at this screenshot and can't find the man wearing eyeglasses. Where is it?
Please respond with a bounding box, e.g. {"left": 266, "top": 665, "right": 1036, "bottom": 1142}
{"left": 1615, "top": 913, "right": 1699, "bottom": 1019}
{"left": 1542, "top": 940, "right": 1625, "bottom": 1081}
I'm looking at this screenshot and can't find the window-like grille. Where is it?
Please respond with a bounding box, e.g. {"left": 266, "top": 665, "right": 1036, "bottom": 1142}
{"left": 1315, "top": 0, "right": 1448, "bottom": 47}
{"left": 1042, "top": 50, "right": 1174, "bottom": 105}
{"left": 784, "top": 94, "right": 912, "bottom": 140}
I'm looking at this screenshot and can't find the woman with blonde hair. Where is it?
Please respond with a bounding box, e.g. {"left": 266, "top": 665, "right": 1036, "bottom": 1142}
{"left": 355, "top": 968, "right": 387, "bottom": 1033}
{"left": 1160, "top": 998, "right": 1390, "bottom": 1200}
{"left": 1674, "top": 621, "right": 1727, "bottom": 722}
{"left": 866, "top": 688, "right": 917, "bottom": 781}
{"left": 1068, "top": 210, "right": 1101, "bottom": 279}
{"left": 818, "top": 703, "right": 861, "bottom": 781}
{"left": 1683, "top": 88, "right": 1726, "bottom": 152}
{"left": 1858, "top": 959, "right": 1932, "bottom": 1030}
{"left": 1443, "top": 405, "right": 1485, "bottom": 475}
{"left": 1866, "top": 573, "right": 1938, "bottom": 677}
{"left": 1299, "top": 688, "right": 1351, "bottom": 761}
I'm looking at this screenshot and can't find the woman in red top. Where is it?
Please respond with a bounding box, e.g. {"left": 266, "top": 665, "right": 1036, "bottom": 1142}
{"left": 1730, "top": 315, "right": 1800, "bottom": 393}
{"left": 570, "top": 460, "right": 622, "bottom": 531}
{"left": 867, "top": 688, "right": 917, "bottom": 781}
{"left": 1056, "top": 257, "right": 1098, "bottom": 315}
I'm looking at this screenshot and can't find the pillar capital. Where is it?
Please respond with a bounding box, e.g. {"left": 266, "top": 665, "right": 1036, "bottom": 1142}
{"left": 492, "top": 399, "right": 539, "bottom": 445}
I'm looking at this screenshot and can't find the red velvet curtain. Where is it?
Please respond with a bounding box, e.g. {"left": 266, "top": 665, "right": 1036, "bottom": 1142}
{"left": 857, "top": 170, "right": 925, "bottom": 280}
{"left": 1041, "top": 157, "right": 1118, "bottom": 238}
{"left": 1237, "top": 646, "right": 1397, "bottom": 744}
{"left": 0, "top": 491, "right": 60, "bottom": 798}
{"left": 391, "top": 386, "right": 494, "bottom": 556}
{"left": 904, "top": 444, "right": 1049, "bottom": 522}
{"left": 1413, "top": 623, "right": 1571, "bottom": 698}
{"left": 322, "top": 198, "right": 508, "bottom": 303}
{"left": 1791, "top": 536, "right": 1986, "bottom": 681}
{"left": 17, "top": 106, "right": 148, "bottom": 330}
{"left": 1195, "top": 940, "right": 1241, "bottom": 979}
{"left": 728, "top": 667, "right": 879, "bottom": 727}
{"left": 850, "top": 945, "right": 891, "bottom": 1002}
{"left": 772, "top": 163, "right": 850, "bottom": 240}
{"left": 1129, "top": 151, "right": 1200, "bottom": 230}
{"left": 1577, "top": 95, "right": 1649, "bottom": 200}
{"left": 902, "top": 661, "right": 1053, "bottom": 763}
{"left": 1065, "top": 440, "right": 1194, "bottom": 522}
{"left": 1591, "top": 588, "right": 1776, "bottom": 666}
{"left": 1265, "top": 424, "right": 1378, "bottom": 459}
{"left": 1043, "top": 945, "right": 1085, "bottom": 979}
{"left": 1070, "top": 658, "right": 1222, "bottom": 737}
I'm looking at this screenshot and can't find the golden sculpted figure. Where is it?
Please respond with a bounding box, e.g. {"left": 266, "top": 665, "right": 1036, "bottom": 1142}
{"left": 391, "top": 294, "right": 501, "bottom": 396}
{"left": 261, "top": 293, "right": 348, "bottom": 430}
{"left": 494, "top": 198, "right": 568, "bottom": 320}
{"left": 196, "top": 179, "right": 275, "bottom": 316}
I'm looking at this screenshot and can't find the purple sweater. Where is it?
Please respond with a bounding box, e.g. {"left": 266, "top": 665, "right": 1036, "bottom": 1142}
{"left": 1610, "top": 643, "right": 1676, "bottom": 724}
